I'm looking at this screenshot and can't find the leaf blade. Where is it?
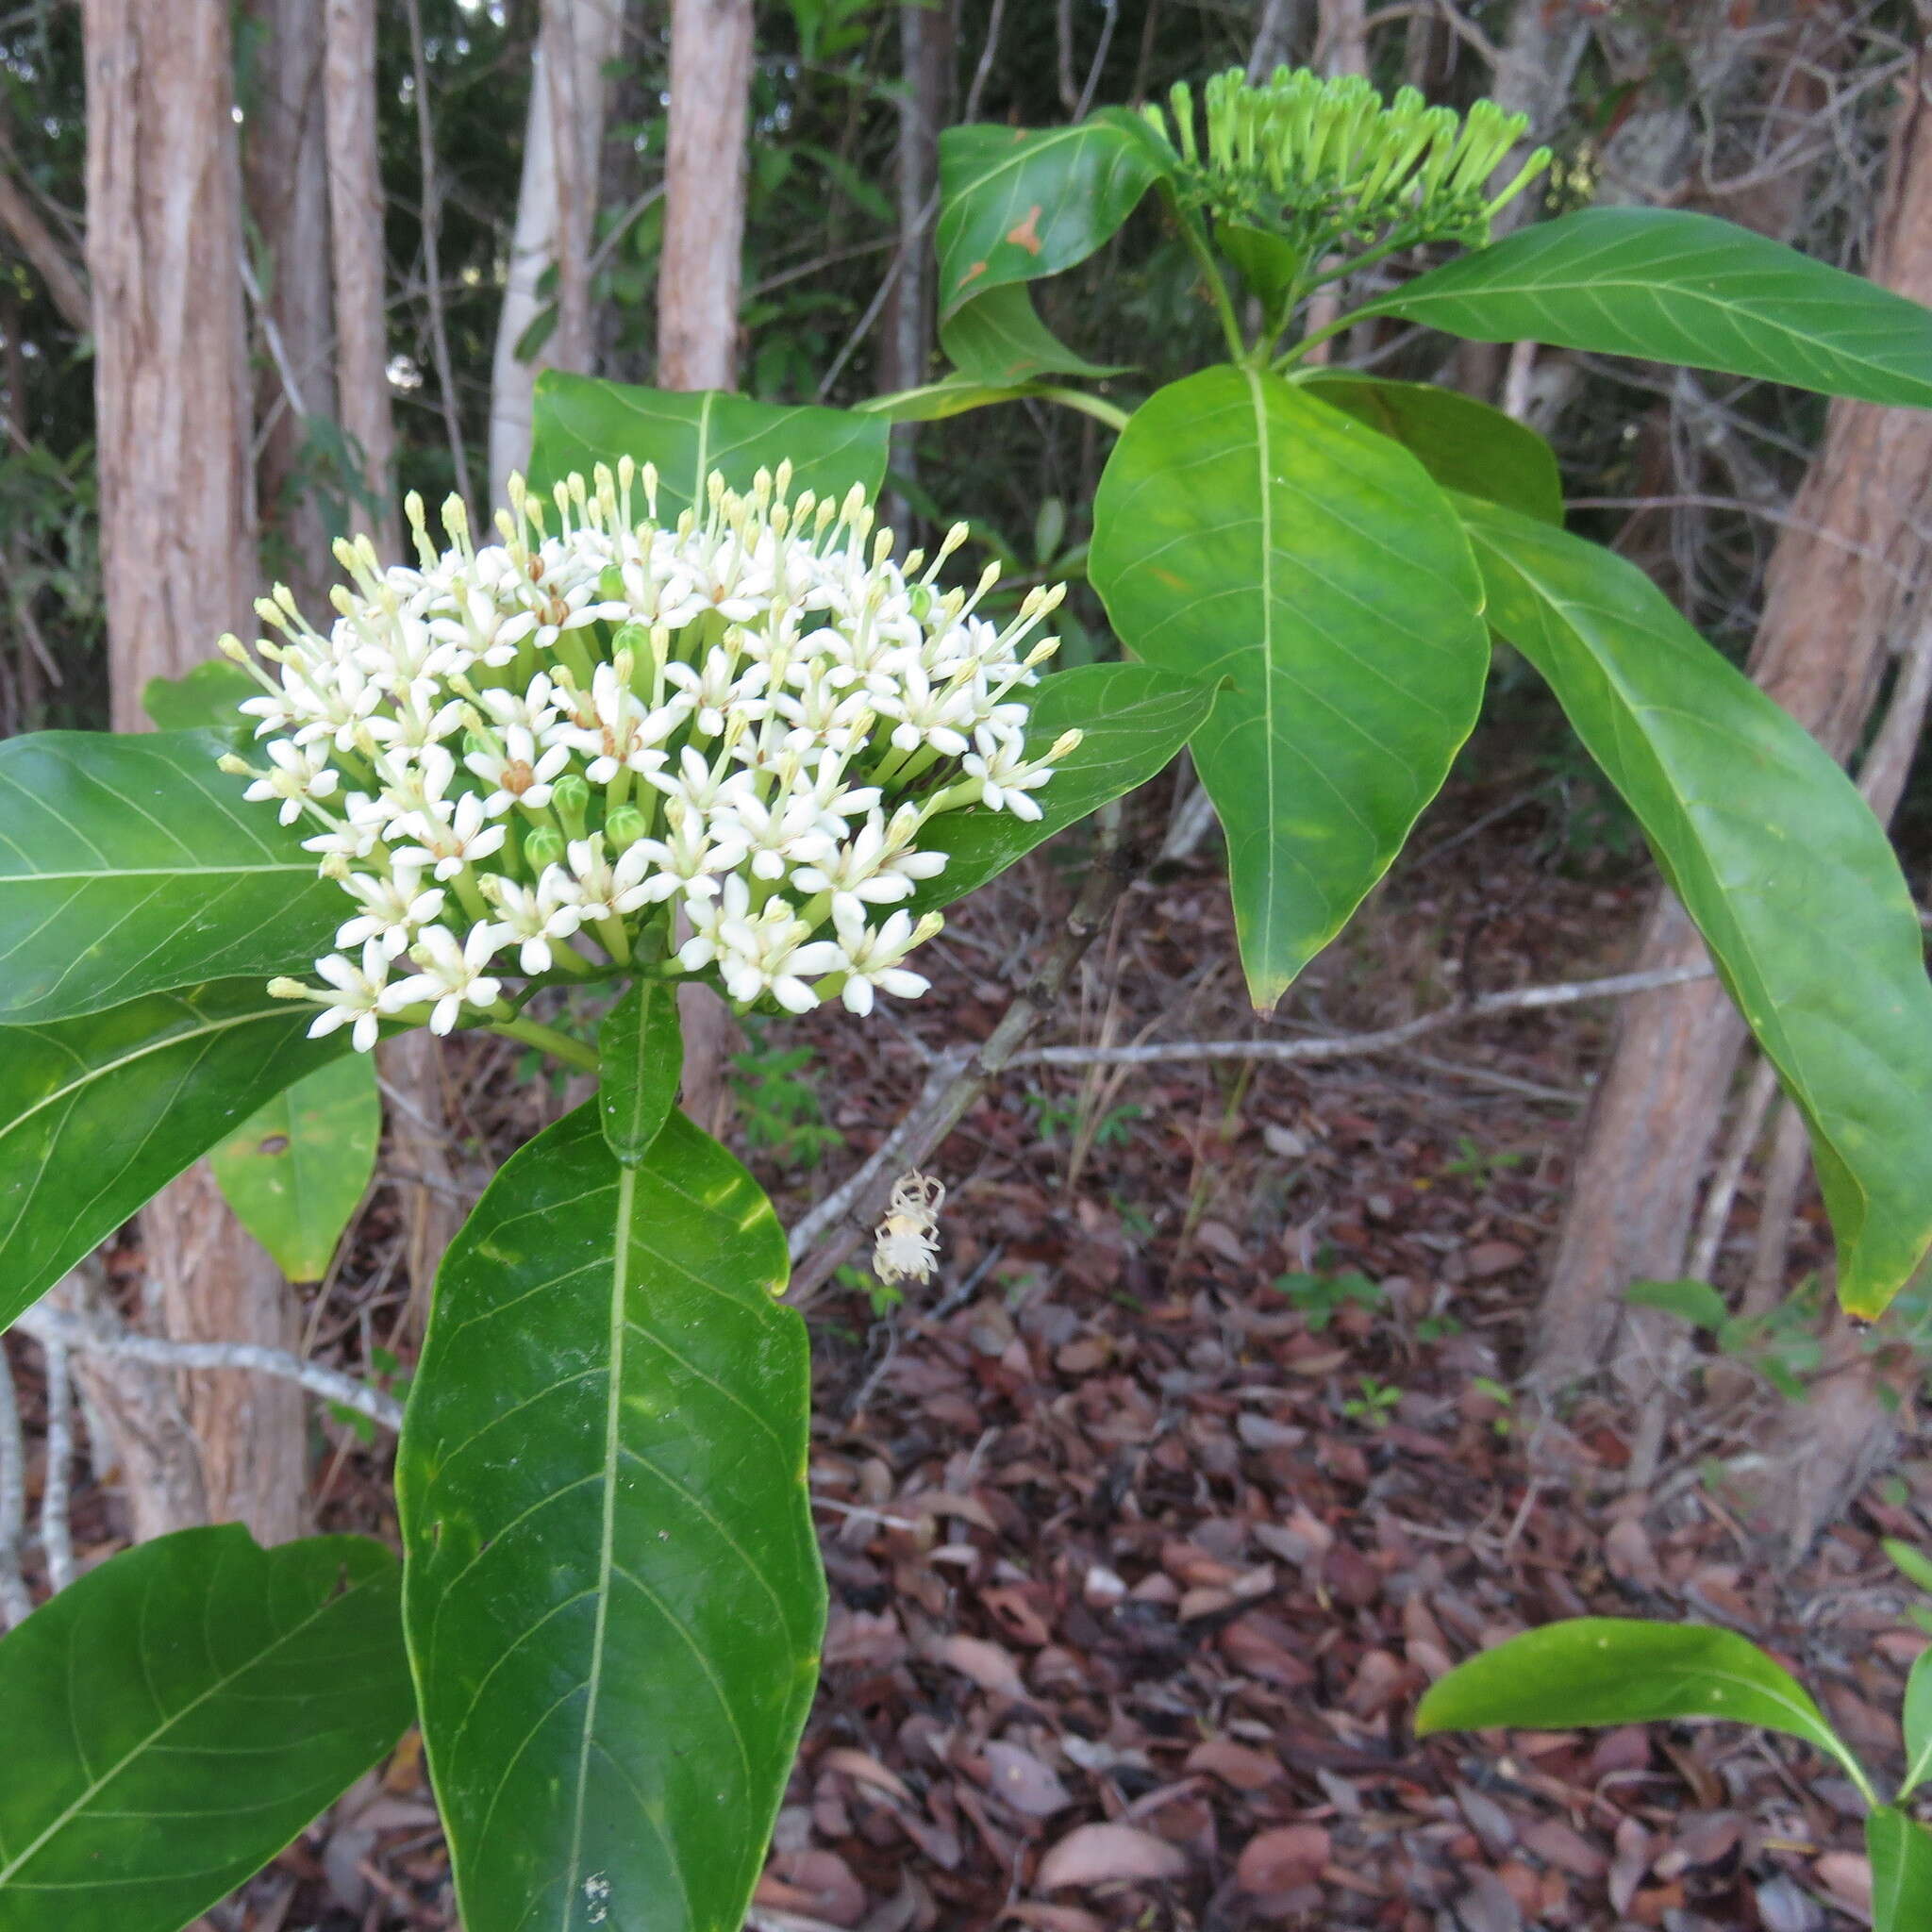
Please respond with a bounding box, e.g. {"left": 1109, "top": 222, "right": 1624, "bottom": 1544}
{"left": 1462, "top": 498, "right": 1932, "bottom": 1315}
{"left": 1090, "top": 367, "right": 1491, "bottom": 1008}
{"left": 1869, "top": 1806, "right": 1932, "bottom": 1932}
{"left": 0, "top": 982, "right": 350, "bottom": 1331}
{"left": 528, "top": 373, "right": 888, "bottom": 518}
{"left": 399, "top": 1105, "right": 823, "bottom": 1932}
{"left": 0, "top": 1524, "right": 412, "bottom": 1932}
{"left": 1358, "top": 207, "right": 1932, "bottom": 408}
{"left": 0, "top": 730, "right": 340, "bottom": 1024}
{"left": 598, "top": 978, "right": 683, "bottom": 1166}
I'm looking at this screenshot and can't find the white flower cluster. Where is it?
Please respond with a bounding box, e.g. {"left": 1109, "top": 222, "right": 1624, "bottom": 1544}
{"left": 224, "top": 460, "right": 1079, "bottom": 1053}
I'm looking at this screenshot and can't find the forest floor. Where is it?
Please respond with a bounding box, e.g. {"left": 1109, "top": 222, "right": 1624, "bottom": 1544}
{"left": 23, "top": 767, "right": 1932, "bottom": 1932}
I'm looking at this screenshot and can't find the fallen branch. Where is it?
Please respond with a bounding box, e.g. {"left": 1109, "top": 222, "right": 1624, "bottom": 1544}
{"left": 40, "top": 1340, "right": 73, "bottom": 1593}
{"left": 0, "top": 1349, "right": 31, "bottom": 1627}
{"left": 15, "top": 1309, "right": 405, "bottom": 1434}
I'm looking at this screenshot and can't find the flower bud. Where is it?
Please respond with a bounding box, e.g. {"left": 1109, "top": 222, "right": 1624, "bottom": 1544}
{"left": 267, "top": 977, "right": 313, "bottom": 1001}
{"left": 525, "top": 825, "right": 566, "bottom": 874}
{"left": 605, "top": 805, "right": 648, "bottom": 851}
{"left": 216, "top": 754, "right": 253, "bottom": 776}
{"left": 551, "top": 774, "right": 591, "bottom": 836}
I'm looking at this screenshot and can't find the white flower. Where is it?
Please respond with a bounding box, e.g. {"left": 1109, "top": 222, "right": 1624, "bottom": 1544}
{"left": 873, "top": 1172, "right": 944, "bottom": 1285}
{"left": 629, "top": 803, "right": 746, "bottom": 903}
{"left": 872, "top": 660, "right": 977, "bottom": 758}
{"left": 963, "top": 725, "right": 1058, "bottom": 821}
{"left": 714, "top": 786, "right": 839, "bottom": 881}
{"left": 394, "top": 791, "right": 508, "bottom": 881}
{"left": 565, "top": 834, "right": 653, "bottom": 920}
{"left": 481, "top": 870, "right": 584, "bottom": 974}
{"left": 306, "top": 941, "right": 399, "bottom": 1053}
{"left": 548, "top": 661, "right": 679, "bottom": 783}
{"left": 464, "top": 725, "right": 570, "bottom": 816}
{"left": 243, "top": 739, "right": 340, "bottom": 824}
{"left": 335, "top": 863, "right": 445, "bottom": 958}
{"left": 390, "top": 923, "right": 504, "bottom": 1034}
{"left": 832, "top": 906, "right": 933, "bottom": 1015}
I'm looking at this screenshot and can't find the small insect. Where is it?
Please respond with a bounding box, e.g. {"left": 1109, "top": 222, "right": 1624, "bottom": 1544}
{"left": 873, "top": 1171, "right": 945, "bottom": 1285}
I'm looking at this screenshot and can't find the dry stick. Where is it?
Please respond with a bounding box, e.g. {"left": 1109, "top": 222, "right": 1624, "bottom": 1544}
{"left": 1688, "top": 1053, "right": 1781, "bottom": 1285}
{"left": 0, "top": 1350, "right": 31, "bottom": 1627}
{"left": 16, "top": 1309, "right": 406, "bottom": 1434}
{"left": 401, "top": 0, "right": 474, "bottom": 521}
{"left": 788, "top": 841, "right": 1144, "bottom": 1299}
{"left": 40, "top": 1339, "right": 73, "bottom": 1594}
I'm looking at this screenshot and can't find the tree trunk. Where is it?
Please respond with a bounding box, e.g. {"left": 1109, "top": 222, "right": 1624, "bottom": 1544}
{"left": 658, "top": 0, "right": 751, "bottom": 391}
{"left": 325, "top": 0, "right": 399, "bottom": 562}
{"left": 84, "top": 0, "right": 305, "bottom": 1542}
{"left": 244, "top": 0, "right": 338, "bottom": 614}
{"left": 1532, "top": 51, "right": 1932, "bottom": 1400}
{"left": 880, "top": 1, "right": 950, "bottom": 530}
{"left": 659, "top": 0, "right": 754, "bottom": 1132}
{"left": 488, "top": 0, "right": 624, "bottom": 506}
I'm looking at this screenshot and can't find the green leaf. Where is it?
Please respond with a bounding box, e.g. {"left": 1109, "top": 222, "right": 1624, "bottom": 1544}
{"left": 1462, "top": 498, "right": 1932, "bottom": 1317}
{"left": 208, "top": 1053, "right": 380, "bottom": 1281}
{"left": 940, "top": 282, "right": 1126, "bottom": 387}
{"left": 858, "top": 375, "right": 1049, "bottom": 423}
{"left": 399, "top": 1105, "right": 823, "bottom": 1932}
{"left": 1885, "top": 1539, "right": 1932, "bottom": 1598}
{"left": 1623, "top": 1277, "right": 1730, "bottom": 1333}
{"left": 1901, "top": 1650, "right": 1932, "bottom": 1798}
{"left": 0, "top": 982, "right": 349, "bottom": 1332}
{"left": 599, "top": 978, "right": 683, "bottom": 1166}
{"left": 1869, "top": 1807, "right": 1932, "bottom": 1932}
{"left": 528, "top": 372, "right": 888, "bottom": 521}
{"left": 935, "top": 111, "right": 1170, "bottom": 323}
{"left": 0, "top": 1524, "right": 411, "bottom": 1932}
{"left": 1358, "top": 207, "right": 1932, "bottom": 408}
{"left": 909, "top": 662, "right": 1217, "bottom": 916}
{"left": 1301, "top": 373, "right": 1563, "bottom": 524}
{"left": 142, "top": 658, "right": 258, "bottom": 731}
{"left": 1415, "top": 1618, "right": 1862, "bottom": 1778}
{"left": 1217, "top": 222, "right": 1301, "bottom": 315}
{"left": 0, "top": 730, "right": 341, "bottom": 1024}
{"left": 1090, "top": 367, "right": 1491, "bottom": 1008}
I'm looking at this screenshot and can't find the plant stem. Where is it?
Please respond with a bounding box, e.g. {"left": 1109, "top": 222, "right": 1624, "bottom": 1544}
{"left": 1035, "top": 386, "right": 1130, "bottom": 432}
{"left": 488, "top": 1014, "right": 599, "bottom": 1073}
{"left": 1275, "top": 297, "right": 1370, "bottom": 370}
{"left": 1167, "top": 191, "right": 1248, "bottom": 364}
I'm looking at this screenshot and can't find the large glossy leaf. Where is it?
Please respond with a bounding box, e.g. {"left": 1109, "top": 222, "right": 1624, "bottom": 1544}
{"left": 1869, "top": 1807, "right": 1932, "bottom": 1932}
{"left": 1358, "top": 207, "right": 1932, "bottom": 408}
{"left": 1463, "top": 498, "right": 1932, "bottom": 1316}
{"left": 0, "top": 1524, "right": 412, "bottom": 1932}
{"left": 858, "top": 375, "right": 1049, "bottom": 424}
{"left": 0, "top": 981, "right": 348, "bottom": 1332}
{"left": 1300, "top": 373, "right": 1562, "bottom": 524}
{"left": 1899, "top": 1649, "right": 1932, "bottom": 1798}
{"left": 935, "top": 112, "right": 1169, "bottom": 322}
{"left": 599, "top": 979, "right": 682, "bottom": 1166}
{"left": 208, "top": 1053, "right": 380, "bottom": 1281}
{"left": 1415, "top": 1618, "right": 1864, "bottom": 1782}
{"left": 0, "top": 729, "right": 341, "bottom": 1024}
{"left": 399, "top": 1105, "right": 823, "bottom": 1932}
{"left": 528, "top": 372, "right": 888, "bottom": 519}
{"left": 1090, "top": 366, "right": 1491, "bottom": 1008}
{"left": 142, "top": 658, "right": 258, "bottom": 731}
{"left": 908, "top": 662, "right": 1216, "bottom": 917}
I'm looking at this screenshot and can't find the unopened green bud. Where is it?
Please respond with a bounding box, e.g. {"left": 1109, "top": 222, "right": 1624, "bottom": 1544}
{"left": 216, "top": 754, "right": 253, "bottom": 776}
{"left": 551, "top": 774, "right": 591, "bottom": 834}
{"left": 606, "top": 805, "right": 648, "bottom": 851}
{"left": 525, "top": 825, "right": 565, "bottom": 874}
{"left": 267, "top": 977, "right": 312, "bottom": 1001}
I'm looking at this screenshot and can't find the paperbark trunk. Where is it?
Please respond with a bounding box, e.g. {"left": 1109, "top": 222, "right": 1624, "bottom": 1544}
{"left": 84, "top": 0, "right": 304, "bottom": 1542}
{"left": 1532, "top": 53, "right": 1932, "bottom": 1400}
{"left": 659, "top": 0, "right": 754, "bottom": 1131}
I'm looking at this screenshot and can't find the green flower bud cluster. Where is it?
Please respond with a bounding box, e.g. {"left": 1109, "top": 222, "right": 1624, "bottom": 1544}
{"left": 1145, "top": 66, "right": 1551, "bottom": 263}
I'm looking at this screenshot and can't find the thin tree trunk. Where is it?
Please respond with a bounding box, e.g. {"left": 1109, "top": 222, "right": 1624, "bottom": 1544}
{"left": 244, "top": 0, "right": 338, "bottom": 615}
{"left": 1532, "top": 52, "right": 1932, "bottom": 1399}
{"left": 660, "top": 0, "right": 754, "bottom": 1132}
{"left": 0, "top": 132, "right": 90, "bottom": 331}
{"left": 489, "top": 0, "right": 624, "bottom": 506}
{"left": 658, "top": 0, "right": 751, "bottom": 391}
{"left": 325, "top": 0, "right": 463, "bottom": 1314}
{"left": 881, "top": 1, "right": 949, "bottom": 530}
{"left": 325, "top": 0, "right": 399, "bottom": 562}
{"left": 84, "top": 0, "right": 304, "bottom": 1542}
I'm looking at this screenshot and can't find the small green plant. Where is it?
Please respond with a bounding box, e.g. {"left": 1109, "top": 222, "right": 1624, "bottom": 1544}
{"left": 730, "top": 1023, "right": 844, "bottom": 1170}
{"left": 1341, "top": 1374, "right": 1402, "bottom": 1426}
{"left": 1471, "top": 1374, "right": 1514, "bottom": 1437}
{"left": 1272, "top": 1266, "right": 1383, "bottom": 1330}
{"left": 1418, "top": 1542, "right": 1932, "bottom": 1930}
{"left": 1624, "top": 1276, "right": 1824, "bottom": 1401}
{"left": 1024, "top": 1087, "right": 1143, "bottom": 1151}
{"left": 1439, "top": 1134, "right": 1526, "bottom": 1189}
{"left": 835, "top": 1261, "right": 903, "bottom": 1319}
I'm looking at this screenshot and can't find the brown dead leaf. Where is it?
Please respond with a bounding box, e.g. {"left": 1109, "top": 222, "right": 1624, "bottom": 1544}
{"left": 982, "top": 1740, "right": 1074, "bottom": 1818}
{"left": 817, "top": 1745, "right": 911, "bottom": 1806}
{"left": 1465, "top": 1240, "right": 1524, "bottom": 1276}
{"left": 1036, "top": 1823, "right": 1188, "bottom": 1890}
{"left": 1184, "top": 1738, "right": 1282, "bottom": 1791}
{"left": 1234, "top": 1824, "right": 1331, "bottom": 1893}
{"left": 936, "top": 1633, "right": 1028, "bottom": 1699}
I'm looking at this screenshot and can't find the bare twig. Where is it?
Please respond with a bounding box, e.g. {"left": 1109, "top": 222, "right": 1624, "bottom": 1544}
{"left": 16, "top": 1309, "right": 405, "bottom": 1433}
{"left": 40, "top": 1339, "right": 73, "bottom": 1594}
{"left": 1689, "top": 1053, "right": 1781, "bottom": 1283}
{"left": 1074, "top": 0, "right": 1121, "bottom": 121}
{"left": 0, "top": 1347, "right": 31, "bottom": 1627}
